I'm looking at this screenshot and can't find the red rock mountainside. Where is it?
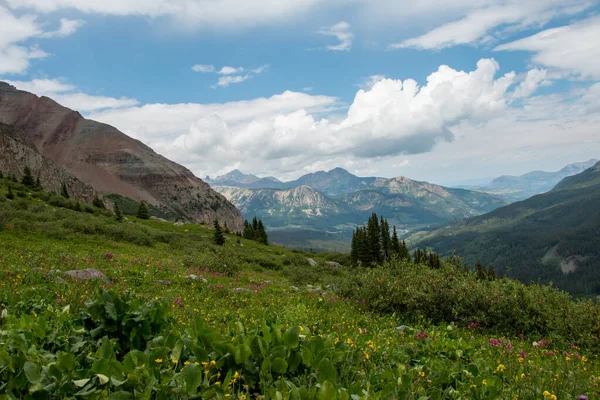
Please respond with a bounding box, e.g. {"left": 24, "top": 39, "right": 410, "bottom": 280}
{"left": 0, "top": 82, "right": 243, "bottom": 230}
{"left": 0, "top": 122, "right": 101, "bottom": 204}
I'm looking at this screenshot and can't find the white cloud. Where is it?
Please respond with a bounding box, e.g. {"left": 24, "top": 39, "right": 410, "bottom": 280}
{"left": 391, "top": 0, "right": 592, "bottom": 50}
{"left": 218, "top": 66, "right": 244, "bottom": 75}
{"left": 191, "top": 64, "right": 215, "bottom": 73}
{"left": 511, "top": 69, "right": 550, "bottom": 99}
{"left": 7, "top": 0, "right": 336, "bottom": 29}
{"left": 87, "top": 59, "right": 522, "bottom": 177}
{"left": 193, "top": 64, "right": 269, "bottom": 88}
{"left": 494, "top": 16, "right": 600, "bottom": 79}
{"left": 317, "top": 21, "right": 353, "bottom": 51}
{"left": 4, "top": 78, "right": 139, "bottom": 112}
{"left": 40, "top": 18, "right": 85, "bottom": 38}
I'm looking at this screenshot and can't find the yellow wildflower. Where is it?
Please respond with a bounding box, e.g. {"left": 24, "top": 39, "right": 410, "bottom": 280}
{"left": 155, "top": 359, "right": 163, "bottom": 363}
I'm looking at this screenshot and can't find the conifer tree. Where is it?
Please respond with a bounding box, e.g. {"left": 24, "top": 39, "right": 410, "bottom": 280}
{"left": 35, "top": 175, "right": 41, "bottom": 189}
{"left": 114, "top": 203, "right": 123, "bottom": 222}
{"left": 0, "top": 170, "right": 3, "bottom": 179}
{"left": 60, "top": 182, "right": 69, "bottom": 199}
{"left": 367, "top": 213, "right": 382, "bottom": 265}
{"left": 257, "top": 219, "right": 269, "bottom": 245}
{"left": 6, "top": 184, "right": 14, "bottom": 200}
{"left": 391, "top": 226, "right": 402, "bottom": 255}
{"left": 213, "top": 219, "right": 225, "bottom": 246}
{"left": 21, "top": 166, "right": 34, "bottom": 187}
{"left": 137, "top": 201, "right": 150, "bottom": 219}
{"left": 92, "top": 195, "right": 105, "bottom": 209}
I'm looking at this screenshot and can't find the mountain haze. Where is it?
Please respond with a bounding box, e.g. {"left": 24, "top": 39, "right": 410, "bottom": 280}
{"left": 0, "top": 82, "right": 243, "bottom": 230}
{"left": 460, "top": 159, "right": 599, "bottom": 202}
{"left": 409, "top": 161, "right": 600, "bottom": 295}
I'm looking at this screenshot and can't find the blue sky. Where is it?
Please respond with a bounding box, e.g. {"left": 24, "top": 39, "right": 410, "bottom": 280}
{"left": 1, "top": 0, "right": 600, "bottom": 185}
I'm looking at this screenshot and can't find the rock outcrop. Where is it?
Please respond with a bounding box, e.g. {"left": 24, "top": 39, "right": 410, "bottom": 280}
{"left": 0, "top": 122, "right": 101, "bottom": 204}
{"left": 0, "top": 82, "right": 243, "bottom": 230}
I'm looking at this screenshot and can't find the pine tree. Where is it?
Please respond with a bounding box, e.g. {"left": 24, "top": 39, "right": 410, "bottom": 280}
{"left": 213, "top": 219, "right": 225, "bottom": 246}
{"left": 475, "top": 261, "right": 486, "bottom": 281}
{"left": 257, "top": 220, "right": 269, "bottom": 245}
{"left": 0, "top": 170, "right": 3, "bottom": 179}
{"left": 35, "top": 175, "right": 41, "bottom": 189}
{"left": 399, "top": 240, "right": 411, "bottom": 261}
{"left": 137, "top": 201, "right": 150, "bottom": 219}
{"left": 6, "top": 184, "right": 14, "bottom": 200}
{"left": 92, "top": 195, "right": 105, "bottom": 209}
{"left": 21, "top": 166, "right": 34, "bottom": 187}
{"left": 114, "top": 203, "right": 123, "bottom": 222}
{"left": 60, "top": 183, "right": 70, "bottom": 199}
{"left": 380, "top": 216, "right": 392, "bottom": 261}
{"left": 366, "top": 213, "right": 382, "bottom": 265}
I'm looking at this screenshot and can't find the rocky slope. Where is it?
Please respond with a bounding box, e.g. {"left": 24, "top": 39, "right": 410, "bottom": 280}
{"left": 0, "top": 82, "right": 243, "bottom": 230}
{"left": 215, "top": 174, "right": 506, "bottom": 234}
{"left": 0, "top": 122, "right": 101, "bottom": 204}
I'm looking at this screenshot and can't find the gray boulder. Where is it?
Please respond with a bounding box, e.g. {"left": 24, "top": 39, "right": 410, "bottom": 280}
{"left": 306, "top": 258, "right": 317, "bottom": 267}
{"left": 63, "top": 269, "right": 111, "bottom": 284}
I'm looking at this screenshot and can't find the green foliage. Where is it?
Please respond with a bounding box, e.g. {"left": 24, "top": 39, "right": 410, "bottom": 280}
{"left": 21, "top": 166, "right": 35, "bottom": 187}
{"left": 114, "top": 203, "right": 123, "bottom": 222}
{"left": 92, "top": 195, "right": 106, "bottom": 209}
{"left": 243, "top": 216, "right": 269, "bottom": 245}
{"left": 61, "top": 182, "right": 70, "bottom": 198}
{"left": 351, "top": 213, "right": 412, "bottom": 266}
{"left": 136, "top": 201, "right": 150, "bottom": 220}
{"left": 6, "top": 184, "right": 14, "bottom": 200}
{"left": 213, "top": 219, "right": 225, "bottom": 246}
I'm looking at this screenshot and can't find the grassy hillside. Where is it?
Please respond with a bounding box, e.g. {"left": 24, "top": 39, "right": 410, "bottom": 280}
{"left": 409, "top": 162, "right": 600, "bottom": 296}
{"left": 1, "top": 174, "right": 600, "bottom": 398}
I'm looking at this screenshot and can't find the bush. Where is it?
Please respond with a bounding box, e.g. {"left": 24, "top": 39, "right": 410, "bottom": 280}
{"left": 338, "top": 260, "right": 600, "bottom": 348}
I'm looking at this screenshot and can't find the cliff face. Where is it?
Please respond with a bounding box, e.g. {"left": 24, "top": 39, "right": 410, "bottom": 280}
{"left": 0, "top": 82, "right": 243, "bottom": 230}
{"left": 0, "top": 123, "right": 100, "bottom": 203}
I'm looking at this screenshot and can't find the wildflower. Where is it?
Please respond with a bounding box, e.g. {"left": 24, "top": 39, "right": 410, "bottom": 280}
{"left": 184, "top": 361, "right": 190, "bottom": 365}
{"left": 470, "top": 385, "right": 477, "bottom": 389}
{"left": 418, "top": 371, "right": 425, "bottom": 377}
{"left": 518, "top": 357, "right": 524, "bottom": 363}
{"left": 578, "top": 396, "right": 589, "bottom": 400}
{"left": 172, "top": 359, "right": 178, "bottom": 364}
{"left": 494, "top": 364, "right": 506, "bottom": 373}
{"left": 482, "top": 380, "right": 487, "bottom": 385}
{"left": 155, "top": 359, "right": 163, "bottom": 363}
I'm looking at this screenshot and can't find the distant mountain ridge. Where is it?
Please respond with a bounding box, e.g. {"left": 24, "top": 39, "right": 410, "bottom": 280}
{"left": 214, "top": 168, "right": 507, "bottom": 249}
{"left": 460, "top": 159, "right": 599, "bottom": 202}
{"left": 409, "top": 160, "right": 600, "bottom": 296}
{"left": 0, "top": 82, "right": 243, "bottom": 230}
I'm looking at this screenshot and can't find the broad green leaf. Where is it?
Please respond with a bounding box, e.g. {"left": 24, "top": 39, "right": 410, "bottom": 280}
{"left": 97, "top": 374, "right": 109, "bottom": 385}
{"left": 73, "top": 378, "right": 90, "bottom": 388}
{"left": 283, "top": 326, "right": 300, "bottom": 348}
{"left": 317, "top": 358, "right": 336, "bottom": 383}
{"left": 182, "top": 364, "right": 202, "bottom": 394}
{"left": 272, "top": 357, "right": 288, "bottom": 375}
{"left": 23, "top": 361, "right": 41, "bottom": 384}
{"left": 317, "top": 380, "right": 337, "bottom": 400}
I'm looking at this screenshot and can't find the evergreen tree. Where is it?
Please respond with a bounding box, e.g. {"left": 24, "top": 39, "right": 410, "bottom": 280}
{"left": 74, "top": 202, "right": 82, "bottom": 212}
{"left": 366, "top": 213, "right": 382, "bottom": 265}
{"left": 399, "top": 239, "right": 411, "bottom": 261}
{"left": 10, "top": 174, "right": 17, "bottom": 183}
{"left": 60, "top": 183, "right": 69, "bottom": 199}
{"left": 213, "top": 219, "right": 225, "bottom": 246}
{"left": 35, "top": 175, "right": 41, "bottom": 189}
{"left": 257, "top": 220, "right": 269, "bottom": 245}
{"left": 137, "top": 201, "right": 150, "bottom": 219}
{"left": 380, "top": 216, "right": 392, "bottom": 261}
{"left": 21, "top": 166, "right": 34, "bottom": 187}
{"left": 92, "top": 195, "right": 105, "bottom": 209}
{"left": 475, "top": 261, "right": 487, "bottom": 281}
{"left": 6, "top": 184, "right": 14, "bottom": 200}
{"left": 114, "top": 203, "right": 123, "bottom": 222}
{"left": 0, "top": 170, "right": 3, "bottom": 179}
{"left": 391, "top": 226, "right": 402, "bottom": 255}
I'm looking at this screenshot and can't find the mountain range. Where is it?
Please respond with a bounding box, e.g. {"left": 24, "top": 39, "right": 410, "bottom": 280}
{"left": 409, "top": 160, "right": 600, "bottom": 296}
{"left": 212, "top": 168, "right": 507, "bottom": 250}
{"left": 457, "top": 159, "right": 599, "bottom": 202}
{"left": 0, "top": 82, "right": 243, "bottom": 230}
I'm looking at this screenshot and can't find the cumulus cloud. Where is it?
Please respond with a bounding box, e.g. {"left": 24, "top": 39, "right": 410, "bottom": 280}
{"left": 494, "top": 16, "right": 600, "bottom": 79}
{"left": 511, "top": 69, "right": 550, "bottom": 99}
{"left": 5, "top": 78, "right": 139, "bottom": 112}
{"left": 87, "top": 59, "right": 522, "bottom": 177}
{"left": 0, "top": 6, "right": 84, "bottom": 74}
{"left": 391, "top": 0, "right": 592, "bottom": 50}
{"left": 317, "top": 21, "right": 353, "bottom": 51}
